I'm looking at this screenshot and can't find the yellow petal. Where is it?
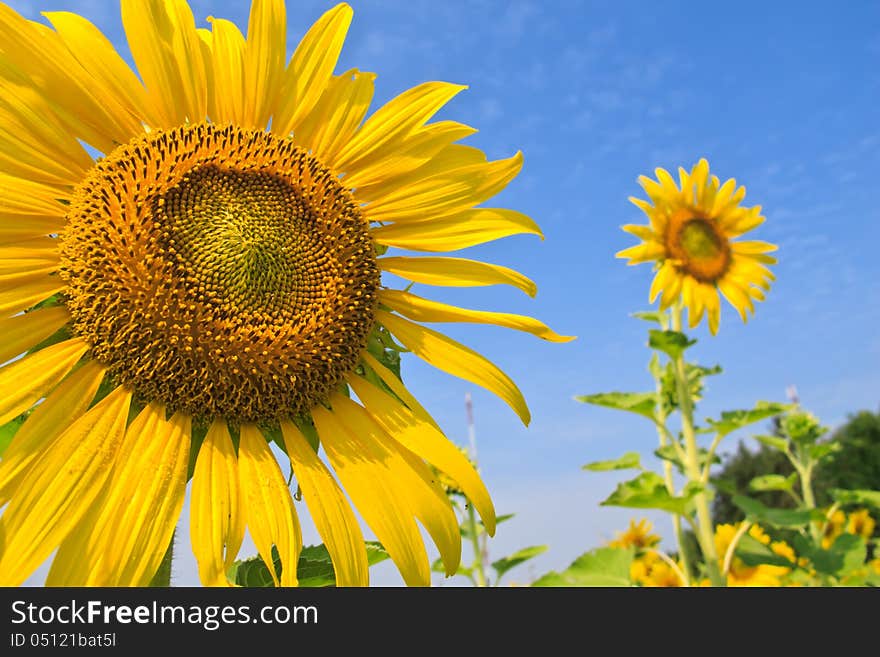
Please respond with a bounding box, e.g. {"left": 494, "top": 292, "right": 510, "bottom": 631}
{"left": 615, "top": 242, "right": 666, "bottom": 264}
{"left": 348, "top": 372, "right": 496, "bottom": 535}
{"left": 190, "top": 418, "right": 244, "bottom": 586}
{"left": 0, "top": 359, "right": 105, "bottom": 506}
{"left": 380, "top": 255, "right": 536, "bottom": 297}
{"left": 206, "top": 17, "right": 245, "bottom": 124}
{"left": 378, "top": 310, "right": 530, "bottom": 425}
{"left": 0, "top": 385, "right": 131, "bottom": 586}
{"left": 43, "top": 11, "right": 159, "bottom": 131}
{"left": 273, "top": 3, "right": 352, "bottom": 136}
{"left": 718, "top": 278, "right": 752, "bottom": 322}
{"left": 293, "top": 68, "right": 375, "bottom": 166}
{"left": 120, "top": 0, "right": 208, "bottom": 128}
{"left": 0, "top": 273, "right": 64, "bottom": 318}
{"left": 621, "top": 223, "right": 658, "bottom": 241}
{"left": 0, "top": 5, "right": 142, "bottom": 152}
{"left": 0, "top": 173, "right": 69, "bottom": 215}
{"left": 238, "top": 424, "right": 302, "bottom": 587}
{"left": 655, "top": 167, "right": 680, "bottom": 196}
{"left": 380, "top": 289, "right": 573, "bottom": 343}
{"left": 365, "top": 152, "right": 523, "bottom": 223}
{"left": 280, "top": 421, "right": 368, "bottom": 587}
{"left": 241, "top": 0, "right": 286, "bottom": 128}
{"left": 703, "top": 284, "right": 721, "bottom": 335}
{"left": 371, "top": 207, "right": 542, "bottom": 252}
{"left": 47, "top": 404, "right": 191, "bottom": 586}
{"left": 731, "top": 240, "right": 778, "bottom": 254}
{"left": 0, "top": 305, "right": 68, "bottom": 366}
{"left": 361, "top": 351, "right": 440, "bottom": 430}
{"left": 343, "top": 121, "right": 477, "bottom": 190}
{"left": 334, "top": 81, "right": 465, "bottom": 173}
{"left": 0, "top": 337, "right": 88, "bottom": 426}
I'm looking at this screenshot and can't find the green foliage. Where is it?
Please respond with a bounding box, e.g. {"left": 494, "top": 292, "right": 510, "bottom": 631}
{"left": 734, "top": 533, "right": 796, "bottom": 568}
{"left": 574, "top": 392, "right": 656, "bottom": 421}
{"left": 532, "top": 547, "right": 634, "bottom": 587}
{"left": 829, "top": 489, "right": 880, "bottom": 510}
{"left": 654, "top": 444, "right": 719, "bottom": 475}
{"left": 491, "top": 546, "right": 548, "bottom": 581}
{"left": 631, "top": 311, "right": 666, "bottom": 325}
{"left": 732, "top": 495, "right": 812, "bottom": 528}
{"left": 705, "top": 403, "right": 790, "bottom": 438}
{"left": 0, "top": 412, "right": 28, "bottom": 458}
{"left": 817, "top": 411, "right": 880, "bottom": 494}
{"left": 793, "top": 533, "right": 867, "bottom": 577}
{"left": 748, "top": 473, "right": 797, "bottom": 493}
{"left": 230, "top": 542, "right": 389, "bottom": 587}
{"left": 648, "top": 330, "right": 695, "bottom": 359}
{"left": 582, "top": 452, "right": 642, "bottom": 472}
{"left": 601, "top": 472, "right": 702, "bottom": 515}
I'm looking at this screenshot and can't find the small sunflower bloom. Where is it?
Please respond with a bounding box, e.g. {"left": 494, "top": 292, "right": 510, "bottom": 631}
{"left": 821, "top": 509, "right": 848, "bottom": 549}
{"left": 846, "top": 509, "right": 876, "bottom": 540}
{"left": 714, "top": 523, "right": 790, "bottom": 586}
{"left": 617, "top": 158, "right": 776, "bottom": 334}
{"left": 608, "top": 518, "right": 661, "bottom": 550}
{"left": 0, "top": 0, "right": 572, "bottom": 587}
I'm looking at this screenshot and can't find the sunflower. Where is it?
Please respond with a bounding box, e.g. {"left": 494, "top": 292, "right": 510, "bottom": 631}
{"left": 714, "top": 523, "right": 791, "bottom": 587}
{"left": 608, "top": 518, "right": 661, "bottom": 550}
{"left": 617, "top": 158, "right": 776, "bottom": 334}
{"left": 0, "top": 0, "right": 571, "bottom": 587}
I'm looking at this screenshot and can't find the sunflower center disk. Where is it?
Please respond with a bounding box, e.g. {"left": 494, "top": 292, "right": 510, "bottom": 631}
{"left": 671, "top": 217, "right": 730, "bottom": 282}
{"left": 61, "top": 123, "right": 379, "bottom": 422}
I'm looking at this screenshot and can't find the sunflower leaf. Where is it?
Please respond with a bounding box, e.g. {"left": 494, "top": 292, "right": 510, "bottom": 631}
{"left": 491, "top": 545, "right": 548, "bottom": 581}
{"left": 574, "top": 392, "right": 656, "bottom": 421}
{"left": 582, "top": 451, "right": 642, "bottom": 472}
{"left": 601, "top": 472, "right": 701, "bottom": 515}
{"left": 754, "top": 434, "right": 789, "bottom": 452}
{"left": 654, "top": 445, "right": 719, "bottom": 474}
{"left": 532, "top": 547, "right": 633, "bottom": 587}
{"left": 829, "top": 489, "right": 880, "bottom": 510}
{"left": 648, "top": 330, "right": 695, "bottom": 359}
{"left": 706, "top": 402, "right": 790, "bottom": 438}
{"left": 735, "top": 533, "right": 798, "bottom": 568}
{"left": 748, "top": 473, "right": 798, "bottom": 493}
{"left": 732, "top": 495, "right": 811, "bottom": 528}
{"left": 0, "top": 412, "right": 28, "bottom": 458}
{"left": 631, "top": 311, "right": 666, "bottom": 325}
{"left": 793, "top": 533, "right": 867, "bottom": 576}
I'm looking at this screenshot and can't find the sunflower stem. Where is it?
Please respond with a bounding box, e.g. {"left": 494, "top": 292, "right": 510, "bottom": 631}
{"left": 467, "top": 502, "right": 488, "bottom": 587}
{"left": 670, "top": 305, "right": 726, "bottom": 587}
{"left": 149, "top": 530, "right": 175, "bottom": 587}
{"left": 651, "top": 350, "right": 692, "bottom": 586}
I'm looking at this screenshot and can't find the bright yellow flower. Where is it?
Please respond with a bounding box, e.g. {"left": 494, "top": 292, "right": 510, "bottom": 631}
{"left": 629, "top": 551, "right": 682, "bottom": 587}
{"left": 714, "top": 523, "right": 790, "bottom": 587}
{"left": 0, "top": 0, "right": 572, "bottom": 587}
{"left": 821, "top": 509, "right": 847, "bottom": 549}
{"left": 846, "top": 509, "right": 876, "bottom": 540}
{"left": 608, "top": 518, "right": 661, "bottom": 550}
{"left": 870, "top": 559, "right": 880, "bottom": 576}
{"left": 617, "top": 159, "right": 776, "bottom": 334}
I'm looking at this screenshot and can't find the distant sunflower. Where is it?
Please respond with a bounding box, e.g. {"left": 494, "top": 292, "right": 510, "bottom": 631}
{"left": 617, "top": 158, "right": 776, "bottom": 334}
{"left": 608, "top": 518, "right": 660, "bottom": 550}
{"left": 0, "top": 0, "right": 571, "bottom": 587}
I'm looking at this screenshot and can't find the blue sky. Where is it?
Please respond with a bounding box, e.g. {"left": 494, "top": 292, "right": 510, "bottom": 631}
{"left": 12, "top": 0, "right": 880, "bottom": 586}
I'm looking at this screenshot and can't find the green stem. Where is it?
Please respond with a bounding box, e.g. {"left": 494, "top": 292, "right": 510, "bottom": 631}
{"left": 466, "top": 502, "right": 488, "bottom": 587}
{"left": 798, "top": 461, "right": 822, "bottom": 544}
{"left": 149, "top": 530, "right": 175, "bottom": 587}
{"left": 671, "top": 305, "right": 726, "bottom": 587}
{"left": 652, "top": 376, "right": 692, "bottom": 586}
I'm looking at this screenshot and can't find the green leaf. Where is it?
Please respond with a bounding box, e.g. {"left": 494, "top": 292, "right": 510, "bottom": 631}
{"left": 0, "top": 413, "right": 28, "bottom": 458}
{"left": 648, "top": 330, "right": 695, "bottom": 359}
{"left": 808, "top": 442, "right": 840, "bottom": 462}
{"left": 754, "top": 434, "right": 789, "bottom": 451}
{"left": 654, "top": 444, "right": 719, "bottom": 474}
{"left": 632, "top": 311, "right": 666, "bottom": 325}
{"left": 706, "top": 402, "right": 790, "bottom": 438}
{"left": 574, "top": 392, "right": 656, "bottom": 420}
{"left": 460, "top": 512, "right": 514, "bottom": 539}
{"left": 793, "top": 533, "right": 867, "bottom": 576}
{"left": 532, "top": 547, "right": 633, "bottom": 587}
{"left": 432, "top": 557, "right": 473, "bottom": 579}
{"left": 732, "top": 495, "right": 811, "bottom": 528}
{"left": 491, "top": 545, "right": 549, "bottom": 581}
{"left": 735, "top": 533, "right": 798, "bottom": 569}
{"left": 582, "top": 451, "right": 642, "bottom": 472}
{"left": 601, "top": 472, "right": 700, "bottom": 515}
{"left": 231, "top": 542, "right": 389, "bottom": 587}
{"left": 748, "top": 473, "right": 797, "bottom": 493}
{"left": 829, "top": 489, "right": 880, "bottom": 509}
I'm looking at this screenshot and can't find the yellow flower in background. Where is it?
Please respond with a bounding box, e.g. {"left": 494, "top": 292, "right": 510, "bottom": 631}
{"left": 617, "top": 159, "right": 776, "bottom": 334}
{"left": 0, "top": 0, "right": 573, "bottom": 587}
{"left": 629, "top": 551, "right": 682, "bottom": 587}
{"left": 714, "top": 523, "right": 791, "bottom": 586}
{"left": 608, "top": 518, "right": 661, "bottom": 550}
{"left": 846, "top": 509, "right": 876, "bottom": 540}
{"left": 821, "top": 509, "right": 847, "bottom": 549}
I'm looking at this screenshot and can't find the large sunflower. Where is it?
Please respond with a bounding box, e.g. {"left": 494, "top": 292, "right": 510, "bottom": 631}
{"left": 0, "top": 0, "right": 571, "bottom": 587}
{"left": 617, "top": 158, "right": 777, "bottom": 334}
